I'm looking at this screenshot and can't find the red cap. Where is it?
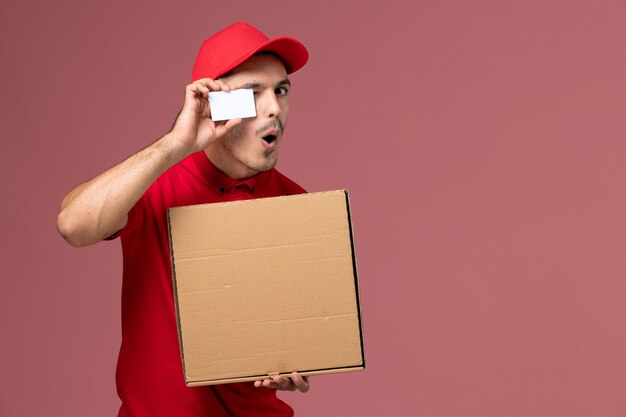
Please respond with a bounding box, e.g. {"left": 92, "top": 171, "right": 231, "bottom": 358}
{"left": 191, "top": 22, "right": 309, "bottom": 81}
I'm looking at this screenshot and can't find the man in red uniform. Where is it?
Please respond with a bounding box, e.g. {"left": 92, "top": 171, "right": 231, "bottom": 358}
{"left": 57, "top": 22, "right": 311, "bottom": 416}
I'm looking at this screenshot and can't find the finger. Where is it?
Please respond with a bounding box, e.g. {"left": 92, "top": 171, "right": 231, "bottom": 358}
{"left": 279, "top": 376, "right": 297, "bottom": 391}
{"left": 223, "top": 117, "right": 242, "bottom": 130}
{"left": 272, "top": 375, "right": 293, "bottom": 390}
{"left": 189, "top": 83, "right": 210, "bottom": 99}
{"left": 262, "top": 379, "right": 279, "bottom": 389}
{"left": 194, "top": 78, "right": 222, "bottom": 92}
{"left": 217, "top": 79, "right": 232, "bottom": 92}
{"left": 186, "top": 84, "right": 209, "bottom": 105}
{"left": 291, "top": 372, "right": 310, "bottom": 393}
{"left": 254, "top": 380, "right": 263, "bottom": 388}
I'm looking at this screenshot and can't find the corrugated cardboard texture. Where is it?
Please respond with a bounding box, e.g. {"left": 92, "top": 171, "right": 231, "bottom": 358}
{"left": 168, "top": 190, "right": 364, "bottom": 386}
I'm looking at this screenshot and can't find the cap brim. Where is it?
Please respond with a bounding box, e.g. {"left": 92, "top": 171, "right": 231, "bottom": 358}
{"left": 258, "top": 37, "right": 309, "bottom": 74}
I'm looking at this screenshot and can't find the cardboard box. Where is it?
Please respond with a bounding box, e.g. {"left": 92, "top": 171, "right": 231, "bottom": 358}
{"left": 167, "top": 190, "right": 365, "bottom": 386}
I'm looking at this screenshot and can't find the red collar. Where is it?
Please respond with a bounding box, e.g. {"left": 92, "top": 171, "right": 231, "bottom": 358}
{"left": 188, "top": 151, "right": 271, "bottom": 195}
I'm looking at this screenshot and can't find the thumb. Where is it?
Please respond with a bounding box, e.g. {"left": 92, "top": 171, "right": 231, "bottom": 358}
{"left": 215, "top": 118, "right": 242, "bottom": 137}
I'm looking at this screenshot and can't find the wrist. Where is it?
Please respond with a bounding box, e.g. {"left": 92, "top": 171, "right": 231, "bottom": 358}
{"left": 157, "top": 132, "right": 195, "bottom": 164}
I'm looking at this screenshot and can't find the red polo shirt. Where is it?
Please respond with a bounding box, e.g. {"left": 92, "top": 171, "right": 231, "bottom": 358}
{"left": 114, "top": 151, "right": 306, "bottom": 417}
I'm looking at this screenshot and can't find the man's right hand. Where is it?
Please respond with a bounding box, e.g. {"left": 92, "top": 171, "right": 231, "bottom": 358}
{"left": 167, "top": 78, "right": 242, "bottom": 156}
{"left": 57, "top": 78, "right": 242, "bottom": 247}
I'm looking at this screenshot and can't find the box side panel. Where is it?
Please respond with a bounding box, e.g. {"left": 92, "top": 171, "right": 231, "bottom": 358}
{"left": 344, "top": 190, "right": 366, "bottom": 369}
{"left": 167, "top": 209, "right": 189, "bottom": 382}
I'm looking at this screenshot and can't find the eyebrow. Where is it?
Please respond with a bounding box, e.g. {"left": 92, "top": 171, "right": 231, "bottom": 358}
{"left": 238, "top": 78, "right": 291, "bottom": 90}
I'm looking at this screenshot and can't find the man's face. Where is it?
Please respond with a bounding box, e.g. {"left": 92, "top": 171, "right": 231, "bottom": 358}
{"left": 211, "top": 54, "right": 291, "bottom": 178}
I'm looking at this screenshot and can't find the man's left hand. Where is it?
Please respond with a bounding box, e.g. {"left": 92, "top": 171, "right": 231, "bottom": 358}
{"left": 253, "top": 372, "right": 310, "bottom": 393}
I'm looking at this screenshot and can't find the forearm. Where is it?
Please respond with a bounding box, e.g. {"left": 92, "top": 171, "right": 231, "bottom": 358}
{"left": 57, "top": 133, "right": 189, "bottom": 247}
{"left": 57, "top": 77, "right": 239, "bottom": 247}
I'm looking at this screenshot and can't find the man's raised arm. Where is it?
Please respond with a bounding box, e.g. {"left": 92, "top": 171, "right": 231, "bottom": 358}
{"left": 56, "top": 78, "right": 241, "bottom": 247}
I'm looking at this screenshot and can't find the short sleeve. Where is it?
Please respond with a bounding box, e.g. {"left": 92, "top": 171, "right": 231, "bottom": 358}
{"left": 103, "top": 195, "right": 148, "bottom": 241}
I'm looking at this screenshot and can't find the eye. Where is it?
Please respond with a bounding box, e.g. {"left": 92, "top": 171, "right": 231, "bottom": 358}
{"left": 275, "top": 86, "right": 289, "bottom": 96}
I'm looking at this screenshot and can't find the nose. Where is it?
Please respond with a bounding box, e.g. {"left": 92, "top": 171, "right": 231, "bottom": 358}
{"left": 260, "top": 91, "right": 281, "bottom": 119}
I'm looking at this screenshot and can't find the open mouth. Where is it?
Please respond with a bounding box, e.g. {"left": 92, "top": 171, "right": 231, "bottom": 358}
{"left": 262, "top": 134, "right": 277, "bottom": 144}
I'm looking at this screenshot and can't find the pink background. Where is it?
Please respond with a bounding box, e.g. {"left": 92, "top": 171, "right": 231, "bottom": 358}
{"left": 2, "top": 0, "right": 626, "bottom": 416}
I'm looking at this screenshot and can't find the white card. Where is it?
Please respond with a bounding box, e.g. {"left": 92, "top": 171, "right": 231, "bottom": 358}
{"left": 208, "top": 89, "right": 256, "bottom": 121}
